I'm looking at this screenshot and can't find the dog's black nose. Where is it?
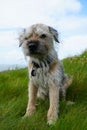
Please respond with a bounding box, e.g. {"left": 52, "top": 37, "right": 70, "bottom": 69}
{"left": 28, "top": 43, "right": 37, "bottom": 52}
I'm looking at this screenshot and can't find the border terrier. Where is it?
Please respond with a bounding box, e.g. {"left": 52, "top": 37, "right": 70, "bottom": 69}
{"left": 19, "top": 23, "right": 72, "bottom": 125}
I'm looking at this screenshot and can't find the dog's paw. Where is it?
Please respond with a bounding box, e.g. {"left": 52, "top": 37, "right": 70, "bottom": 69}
{"left": 24, "top": 107, "right": 36, "bottom": 117}
{"left": 47, "top": 119, "right": 56, "bottom": 125}
{"left": 47, "top": 110, "right": 58, "bottom": 125}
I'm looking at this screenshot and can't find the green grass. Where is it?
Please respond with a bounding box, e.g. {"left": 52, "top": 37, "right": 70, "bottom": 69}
{"left": 0, "top": 51, "right": 87, "bottom": 130}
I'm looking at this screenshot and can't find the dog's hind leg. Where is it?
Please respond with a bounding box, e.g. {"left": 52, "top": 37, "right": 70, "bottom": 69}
{"left": 60, "top": 75, "right": 73, "bottom": 100}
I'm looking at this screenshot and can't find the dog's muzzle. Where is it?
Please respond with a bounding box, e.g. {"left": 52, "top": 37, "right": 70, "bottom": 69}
{"left": 27, "top": 41, "right": 39, "bottom": 53}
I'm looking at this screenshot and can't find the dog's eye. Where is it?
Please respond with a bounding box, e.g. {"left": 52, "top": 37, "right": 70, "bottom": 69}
{"left": 40, "top": 34, "right": 47, "bottom": 39}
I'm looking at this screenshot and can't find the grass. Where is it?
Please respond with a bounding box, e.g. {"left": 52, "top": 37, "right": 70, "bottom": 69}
{"left": 0, "top": 51, "right": 87, "bottom": 130}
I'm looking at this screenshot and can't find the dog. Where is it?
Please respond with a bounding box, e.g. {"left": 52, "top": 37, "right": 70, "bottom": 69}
{"left": 19, "top": 23, "right": 72, "bottom": 125}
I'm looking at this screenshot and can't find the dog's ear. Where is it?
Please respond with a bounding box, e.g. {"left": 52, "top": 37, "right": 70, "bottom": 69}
{"left": 19, "top": 28, "right": 26, "bottom": 47}
{"left": 48, "top": 26, "right": 59, "bottom": 43}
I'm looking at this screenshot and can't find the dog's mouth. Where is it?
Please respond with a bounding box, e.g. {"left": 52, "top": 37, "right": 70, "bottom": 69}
{"left": 29, "top": 50, "right": 47, "bottom": 59}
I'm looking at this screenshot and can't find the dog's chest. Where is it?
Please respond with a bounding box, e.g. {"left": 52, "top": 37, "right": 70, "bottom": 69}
{"left": 30, "top": 67, "right": 50, "bottom": 88}
{"left": 29, "top": 59, "right": 63, "bottom": 89}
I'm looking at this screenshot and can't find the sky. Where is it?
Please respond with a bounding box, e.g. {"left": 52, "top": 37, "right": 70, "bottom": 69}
{"left": 0, "top": 0, "right": 87, "bottom": 65}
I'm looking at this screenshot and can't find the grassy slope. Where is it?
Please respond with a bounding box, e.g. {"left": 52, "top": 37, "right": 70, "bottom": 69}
{"left": 0, "top": 51, "right": 87, "bottom": 130}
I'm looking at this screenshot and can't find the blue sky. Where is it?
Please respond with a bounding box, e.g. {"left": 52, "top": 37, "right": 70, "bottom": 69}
{"left": 80, "top": 0, "right": 87, "bottom": 15}
{"left": 0, "top": 0, "right": 87, "bottom": 65}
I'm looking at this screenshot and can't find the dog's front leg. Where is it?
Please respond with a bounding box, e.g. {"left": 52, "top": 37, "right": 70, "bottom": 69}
{"left": 47, "top": 83, "right": 59, "bottom": 125}
{"left": 25, "top": 81, "right": 38, "bottom": 116}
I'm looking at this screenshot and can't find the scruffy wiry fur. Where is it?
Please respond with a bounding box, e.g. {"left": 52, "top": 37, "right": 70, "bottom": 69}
{"left": 19, "top": 23, "right": 73, "bottom": 125}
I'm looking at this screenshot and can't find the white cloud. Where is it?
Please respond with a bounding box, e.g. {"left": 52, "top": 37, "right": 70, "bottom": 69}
{"left": 59, "top": 35, "right": 87, "bottom": 59}
{"left": 0, "top": 0, "right": 82, "bottom": 27}
{"left": 0, "top": 31, "right": 17, "bottom": 46}
{"left": 57, "top": 16, "right": 87, "bottom": 33}
{"left": 0, "top": 0, "right": 87, "bottom": 65}
{"left": 0, "top": 47, "right": 26, "bottom": 65}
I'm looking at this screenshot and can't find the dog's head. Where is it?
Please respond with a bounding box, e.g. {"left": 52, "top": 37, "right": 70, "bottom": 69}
{"left": 19, "top": 24, "right": 59, "bottom": 59}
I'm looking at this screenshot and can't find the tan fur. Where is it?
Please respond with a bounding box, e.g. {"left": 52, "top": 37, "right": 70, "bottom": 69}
{"left": 47, "top": 82, "right": 59, "bottom": 124}
{"left": 28, "top": 33, "right": 39, "bottom": 41}
{"left": 25, "top": 82, "right": 38, "bottom": 116}
{"left": 49, "top": 60, "right": 58, "bottom": 73}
